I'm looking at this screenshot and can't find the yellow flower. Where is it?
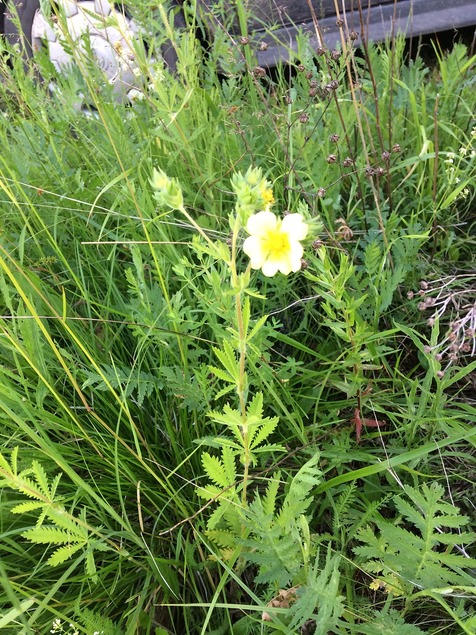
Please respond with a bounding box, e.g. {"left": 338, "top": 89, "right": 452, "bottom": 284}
{"left": 243, "top": 211, "right": 308, "bottom": 277}
{"left": 260, "top": 186, "right": 275, "bottom": 208}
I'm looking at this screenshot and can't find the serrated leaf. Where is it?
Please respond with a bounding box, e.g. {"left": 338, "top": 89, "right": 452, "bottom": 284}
{"left": 196, "top": 484, "right": 223, "bottom": 500}
{"left": 262, "top": 472, "right": 281, "bottom": 516}
{"left": 201, "top": 452, "right": 230, "bottom": 488}
{"left": 213, "top": 342, "right": 239, "bottom": 382}
{"left": 221, "top": 446, "right": 236, "bottom": 485}
{"left": 31, "top": 460, "right": 51, "bottom": 498}
{"left": 47, "top": 542, "right": 84, "bottom": 566}
{"left": 85, "top": 549, "right": 98, "bottom": 583}
{"left": 208, "top": 365, "right": 235, "bottom": 384}
{"left": 205, "top": 529, "right": 236, "bottom": 548}
{"left": 46, "top": 507, "right": 86, "bottom": 535}
{"left": 249, "top": 417, "right": 280, "bottom": 450}
{"left": 23, "top": 526, "right": 85, "bottom": 544}
{"left": 17, "top": 476, "right": 43, "bottom": 500}
{"left": 11, "top": 501, "right": 45, "bottom": 514}
{"left": 250, "top": 443, "right": 285, "bottom": 453}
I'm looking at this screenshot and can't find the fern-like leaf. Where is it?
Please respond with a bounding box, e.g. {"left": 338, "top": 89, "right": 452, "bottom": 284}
{"left": 354, "top": 482, "right": 476, "bottom": 591}
{"left": 48, "top": 543, "right": 85, "bottom": 567}
{"left": 22, "top": 526, "right": 85, "bottom": 544}
{"left": 288, "top": 549, "right": 344, "bottom": 633}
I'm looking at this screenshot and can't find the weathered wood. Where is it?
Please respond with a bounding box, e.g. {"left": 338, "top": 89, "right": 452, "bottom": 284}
{"left": 246, "top": 0, "right": 476, "bottom": 66}
{"left": 247, "top": 0, "right": 398, "bottom": 30}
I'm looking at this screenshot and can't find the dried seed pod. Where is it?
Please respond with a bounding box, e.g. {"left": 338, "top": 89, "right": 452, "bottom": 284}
{"left": 326, "top": 154, "right": 337, "bottom": 164}
{"left": 252, "top": 66, "right": 266, "bottom": 78}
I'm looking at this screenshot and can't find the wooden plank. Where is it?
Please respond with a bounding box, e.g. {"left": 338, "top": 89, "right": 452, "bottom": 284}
{"left": 247, "top": 0, "right": 399, "bottom": 30}
{"left": 249, "top": 0, "right": 476, "bottom": 66}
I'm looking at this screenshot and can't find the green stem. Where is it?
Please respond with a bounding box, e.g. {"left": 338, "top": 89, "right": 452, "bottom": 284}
{"left": 230, "top": 217, "right": 251, "bottom": 508}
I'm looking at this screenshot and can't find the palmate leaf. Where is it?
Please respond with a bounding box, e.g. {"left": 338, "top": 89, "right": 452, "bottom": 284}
{"left": 207, "top": 404, "right": 242, "bottom": 445}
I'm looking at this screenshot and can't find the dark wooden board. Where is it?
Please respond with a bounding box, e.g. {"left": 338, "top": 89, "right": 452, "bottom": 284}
{"left": 245, "top": 0, "right": 476, "bottom": 66}
{"left": 247, "top": 0, "right": 398, "bottom": 29}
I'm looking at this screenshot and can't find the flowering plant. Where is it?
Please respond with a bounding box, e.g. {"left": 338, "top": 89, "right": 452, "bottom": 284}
{"left": 243, "top": 210, "right": 308, "bottom": 277}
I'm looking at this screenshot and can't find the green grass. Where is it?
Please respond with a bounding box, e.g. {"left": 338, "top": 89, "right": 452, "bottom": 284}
{"left": 0, "top": 1, "right": 475, "bottom": 634}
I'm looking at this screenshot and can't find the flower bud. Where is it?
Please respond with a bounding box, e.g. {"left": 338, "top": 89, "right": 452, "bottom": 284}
{"left": 151, "top": 168, "right": 184, "bottom": 210}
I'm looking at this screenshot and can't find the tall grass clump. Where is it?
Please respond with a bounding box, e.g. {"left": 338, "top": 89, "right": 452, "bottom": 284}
{"left": 0, "top": 1, "right": 475, "bottom": 633}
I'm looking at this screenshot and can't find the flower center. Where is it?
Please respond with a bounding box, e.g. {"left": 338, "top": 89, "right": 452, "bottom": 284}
{"left": 263, "top": 227, "right": 290, "bottom": 257}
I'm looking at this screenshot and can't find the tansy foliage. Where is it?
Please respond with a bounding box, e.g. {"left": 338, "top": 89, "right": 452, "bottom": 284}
{"left": 354, "top": 482, "right": 476, "bottom": 593}
{"left": 0, "top": 448, "right": 111, "bottom": 582}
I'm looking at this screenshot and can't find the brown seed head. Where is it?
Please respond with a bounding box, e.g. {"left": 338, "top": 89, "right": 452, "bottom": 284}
{"left": 252, "top": 66, "right": 266, "bottom": 78}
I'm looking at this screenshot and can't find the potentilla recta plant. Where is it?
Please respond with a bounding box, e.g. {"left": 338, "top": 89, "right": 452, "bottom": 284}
{"left": 151, "top": 167, "right": 309, "bottom": 509}
{"left": 150, "top": 168, "right": 344, "bottom": 631}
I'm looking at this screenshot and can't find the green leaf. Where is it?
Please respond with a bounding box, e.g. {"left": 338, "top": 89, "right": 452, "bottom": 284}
{"left": 201, "top": 452, "right": 231, "bottom": 488}
{"left": 47, "top": 543, "right": 85, "bottom": 566}
{"left": 23, "top": 526, "right": 85, "bottom": 545}
{"left": 262, "top": 472, "right": 281, "bottom": 517}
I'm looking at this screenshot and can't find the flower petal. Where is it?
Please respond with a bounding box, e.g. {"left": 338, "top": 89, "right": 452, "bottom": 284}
{"left": 261, "top": 258, "right": 280, "bottom": 277}
{"left": 287, "top": 241, "right": 304, "bottom": 272}
{"left": 281, "top": 213, "right": 308, "bottom": 241}
{"left": 243, "top": 235, "right": 267, "bottom": 269}
{"left": 246, "top": 210, "right": 277, "bottom": 237}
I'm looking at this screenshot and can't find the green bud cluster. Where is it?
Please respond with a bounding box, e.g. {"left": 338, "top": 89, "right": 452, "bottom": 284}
{"left": 151, "top": 168, "right": 184, "bottom": 210}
